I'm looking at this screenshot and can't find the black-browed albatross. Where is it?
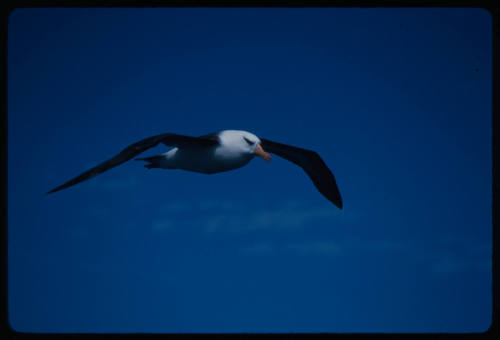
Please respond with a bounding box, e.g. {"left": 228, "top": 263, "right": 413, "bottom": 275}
{"left": 47, "top": 130, "right": 343, "bottom": 209}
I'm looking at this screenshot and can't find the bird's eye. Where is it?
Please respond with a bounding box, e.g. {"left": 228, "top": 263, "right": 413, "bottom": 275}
{"left": 243, "top": 137, "right": 254, "bottom": 146}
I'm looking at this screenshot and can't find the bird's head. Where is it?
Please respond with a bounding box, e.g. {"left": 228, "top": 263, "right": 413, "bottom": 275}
{"left": 242, "top": 132, "right": 271, "bottom": 162}
{"left": 221, "top": 130, "right": 271, "bottom": 161}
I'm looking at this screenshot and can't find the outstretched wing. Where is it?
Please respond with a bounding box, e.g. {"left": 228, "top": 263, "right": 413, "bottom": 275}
{"left": 260, "top": 138, "right": 343, "bottom": 209}
{"left": 47, "top": 133, "right": 218, "bottom": 194}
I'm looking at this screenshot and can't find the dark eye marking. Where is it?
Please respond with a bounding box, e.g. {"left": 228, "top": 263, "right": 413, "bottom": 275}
{"left": 243, "top": 137, "right": 254, "bottom": 145}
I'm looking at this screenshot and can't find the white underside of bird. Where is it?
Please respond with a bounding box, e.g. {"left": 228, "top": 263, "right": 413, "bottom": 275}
{"left": 154, "top": 130, "right": 270, "bottom": 174}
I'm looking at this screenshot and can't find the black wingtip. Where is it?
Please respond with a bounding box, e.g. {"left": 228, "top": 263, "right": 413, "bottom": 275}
{"left": 330, "top": 197, "right": 343, "bottom": 210}
{"left": 329, "top": 190, "right": 343, "bottom": 210}
{"left": 322, "top": 181, "right": 342, "bottom": 210}
{"left": 46, "top": 185, "right": 66, "bottom": 195}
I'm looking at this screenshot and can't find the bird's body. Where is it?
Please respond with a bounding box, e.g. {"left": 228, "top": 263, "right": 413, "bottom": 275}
{"left": 168, "top": 147, "right": 254, "bottom": 173}
{"left": 47, "top": 129, "right": 343, "bottom": 209}
{"left": 150, "top": 130, "right": 256, "bottom": 174}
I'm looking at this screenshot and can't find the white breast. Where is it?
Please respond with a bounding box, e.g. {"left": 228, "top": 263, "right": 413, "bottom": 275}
{"left": 159, "top": 144, "right": 253, "bottom": 174}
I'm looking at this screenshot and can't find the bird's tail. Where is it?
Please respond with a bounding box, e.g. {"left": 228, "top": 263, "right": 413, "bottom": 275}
{"left": 135, "top": 155, "right": 163, "bottom": 169}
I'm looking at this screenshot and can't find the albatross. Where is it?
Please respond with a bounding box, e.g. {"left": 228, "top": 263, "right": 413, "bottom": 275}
{"left": 47, "top": 130, "right": 343, "bottom": 209}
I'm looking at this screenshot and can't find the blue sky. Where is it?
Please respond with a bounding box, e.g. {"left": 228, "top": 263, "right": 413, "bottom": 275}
{"left": 7, "top": 7, "right": 492, "bottom": 333}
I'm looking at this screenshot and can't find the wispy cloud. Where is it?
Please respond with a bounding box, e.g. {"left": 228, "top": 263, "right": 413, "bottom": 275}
{"left": 86, "top": 176, "right": 139, "bottom": 191}
{"left": 240, "top": 237, "right": 402, "bottom": 257}
{"left": 284, "top": 241, "right": 342, "bottom": 255}
{"left": 152, "top": 197, "right": 492, "bottom": 276}
{"left": 430, "top": 256, "right": 491, "bottom": 275}
{"left": 151, "top": 218, "right": 175, "bottom": 232}
{"left": 240, "top": 235, "right": 492, "bottom": 276}
{"left": 158, "top": 199, "right": 243, "bottom": 214}
{"left": 423, "top": 237, "right": 492, "bottom": 275}
{"left": 240, "top": 240, "right": 342, "bottom": 256}
{"left": 241, "top": 242, "right": 274, "bottom": 254}
{"left": 201, "top": 202, "right": 341, "bottom": 234}
{"left": 154, "top": 198, "right": 342, "bottom": 234}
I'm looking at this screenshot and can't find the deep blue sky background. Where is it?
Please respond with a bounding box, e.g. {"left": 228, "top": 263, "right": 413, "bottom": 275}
{"left": 8, "top": 8, "right": 492, "bottom": 333}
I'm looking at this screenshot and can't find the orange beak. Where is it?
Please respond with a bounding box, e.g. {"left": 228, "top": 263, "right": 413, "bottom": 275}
{"left": 254, "top": 143, "right": 271, "bottom": 162}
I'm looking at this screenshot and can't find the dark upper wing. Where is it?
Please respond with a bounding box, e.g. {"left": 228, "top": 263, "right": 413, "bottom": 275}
{"left": 197, "top": 132, "right": 221, "bottom": 143}
{"left": 260, "top": 138, "right": 342, "bottom": 209}
{"left": 46, "top": 133, "right": 218, "bottom": 194}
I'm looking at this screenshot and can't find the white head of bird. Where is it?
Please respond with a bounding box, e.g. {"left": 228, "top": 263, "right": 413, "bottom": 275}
{"left": 218, "top": 130, "right": 271, "bottom": 161}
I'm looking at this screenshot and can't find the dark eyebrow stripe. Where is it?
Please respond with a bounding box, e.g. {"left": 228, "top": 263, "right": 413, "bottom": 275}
{"left": 243, "top": 137, "right": 254, "bottom": 145}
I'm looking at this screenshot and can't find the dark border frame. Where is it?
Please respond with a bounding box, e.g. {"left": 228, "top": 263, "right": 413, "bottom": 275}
{"left": 1, "top": 1, "right": 497, "bottom": 338}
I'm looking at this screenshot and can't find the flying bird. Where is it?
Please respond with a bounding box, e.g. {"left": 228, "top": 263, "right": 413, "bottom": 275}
{"left": 47, "top": 130, "right": 343, "bottom": 209}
